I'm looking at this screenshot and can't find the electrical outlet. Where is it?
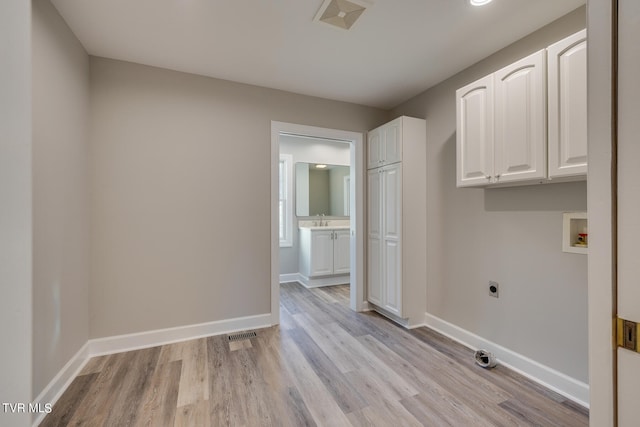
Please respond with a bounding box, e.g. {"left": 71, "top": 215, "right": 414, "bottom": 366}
{"left": 489, "top": 281, "right": 499, "bottom": 298}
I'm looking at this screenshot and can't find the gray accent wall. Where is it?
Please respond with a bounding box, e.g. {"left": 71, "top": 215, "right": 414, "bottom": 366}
{"left": 89, "top": 58, "right": 387, "bottom": 338}
{"left": 392, "top": 6, "right": 589, "bottom": 382}
{"left": 32, "top": 0, "right": 91, "bottom": 397}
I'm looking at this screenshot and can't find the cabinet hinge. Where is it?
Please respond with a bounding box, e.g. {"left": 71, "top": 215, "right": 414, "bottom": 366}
{"left": 617, "top": 317, "right": 640, "bottom": 353}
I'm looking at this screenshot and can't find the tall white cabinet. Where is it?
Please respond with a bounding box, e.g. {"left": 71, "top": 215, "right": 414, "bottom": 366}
{"left": 456, "top": 30, "right": 587, "bottom": 188}
{"left": 367, "top": 116, "right": 426, "bottom": 327}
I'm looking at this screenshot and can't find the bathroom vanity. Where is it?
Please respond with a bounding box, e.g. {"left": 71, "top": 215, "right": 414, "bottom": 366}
{"left": 298, "top": 225, "right": 350, "bottom": 288}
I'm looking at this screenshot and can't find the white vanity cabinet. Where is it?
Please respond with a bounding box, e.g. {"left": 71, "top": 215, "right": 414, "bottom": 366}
{"left": 299, "top": 227, "right": 350, "bottom": 287}
{"left": 366, "top": 116, "right": 426, "bottom": 327}
{"left": 456, "top": 30, "right": 587, "bottom": 188}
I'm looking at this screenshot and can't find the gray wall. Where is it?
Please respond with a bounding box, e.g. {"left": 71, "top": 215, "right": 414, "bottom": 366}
{"left": 392, "top": 6, "right": 589, "bottom": 382}
{"left": 32, "top": 0, "right": 90, "bottom": 397}
{"left": 279, "top": 136, "right": 351, "bottom": 275}
{"left": 330, "top": 167, "right": 350, "bottom": 216}
{"left": 89, "top": 57, "right": 387, "bottom": 338}
{"left": 0, "top": 1, "right": 32, "bottom": 424}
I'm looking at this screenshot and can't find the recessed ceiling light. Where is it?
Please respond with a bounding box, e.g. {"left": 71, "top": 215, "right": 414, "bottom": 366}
{"left": 316, "top": 164, "right": 328, "bottom": 169}
{"left": 470, "top": 0, "right": 493, "bottom": 6}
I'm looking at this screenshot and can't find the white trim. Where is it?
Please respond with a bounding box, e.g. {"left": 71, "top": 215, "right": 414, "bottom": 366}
{"left": 279, "top": 273, "right": 301, "bottom": 283}
{"left": 369, "top": 303, "right": 426, "bottom": 329}
{"left": 271, "top": 121, "right": 366, "bottom": 326}
{"left": 298, "top": 274, "right": 350, "bottom": 288}
{"left": 89, "top": 313, "right": 272, "bottom": 356}
{"left": 31, "top": 313, "right": 272, "bottom": 426}
{"left": 424, "top": 312, "right": 590, "bottom": 408}
{"left": 279, "top": 153, "right": 294, "bottom": 248}
{"left": 31, "top": 342, "right": 90, "bottom": 427}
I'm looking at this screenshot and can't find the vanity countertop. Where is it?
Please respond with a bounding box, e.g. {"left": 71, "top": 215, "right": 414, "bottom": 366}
{"left": 298, "top": 225, "right": 350, "bottom": 230}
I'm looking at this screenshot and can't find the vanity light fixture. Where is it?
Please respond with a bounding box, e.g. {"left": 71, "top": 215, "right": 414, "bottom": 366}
{"left": 470, "top": 0, "right": 493, "bottom": 5}
{"left": 315, "top": 164, "right": 328, "bottom": 169}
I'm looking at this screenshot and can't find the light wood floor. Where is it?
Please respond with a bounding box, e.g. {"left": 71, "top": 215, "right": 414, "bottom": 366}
{"left": 41, "top": 282, "right": 588, "bottom": 426}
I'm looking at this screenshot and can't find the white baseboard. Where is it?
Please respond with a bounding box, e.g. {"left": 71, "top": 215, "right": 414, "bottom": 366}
{"left": 298, "top": 274, "right": 350, "bottom": 288}
{"left": 279, "top": 273, "right": 301, "bottom": 283}
{"left": 89, "top": 313, "right": 272, "bottom": 356}
{"left": 31, "top": 313, "right": 273, "bottom": 426}
{"left": 424, "top": 312, "right": 589, "bottom": 408}
{"left": 367, "top": 303, "right": 425, "bottom": 329}
{"left": 31, "top": 342, "right": 90, "bottom": 427}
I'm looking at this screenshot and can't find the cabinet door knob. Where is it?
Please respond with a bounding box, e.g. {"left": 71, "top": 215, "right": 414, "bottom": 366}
{"left": 485, "top": 175, "right": 491, "bottom": 180}
{"left": 495, "top": 174, "right": 501, "bottom": 180}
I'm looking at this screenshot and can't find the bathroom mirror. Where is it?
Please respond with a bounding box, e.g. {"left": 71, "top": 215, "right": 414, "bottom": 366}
{"left": 295, "top": 162, "right": 350, "bottom": 217}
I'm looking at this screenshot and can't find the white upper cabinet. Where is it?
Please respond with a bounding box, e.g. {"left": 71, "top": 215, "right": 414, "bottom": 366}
{"left": 455, "top": 31, "right": 587, "bottom": 188}
{"left": 494, "top": 50, "right": 547, "bottom": 184}
{"left": 367, "top": 117, "right": 402, "bottom": 169}
{"left": 383, "top": 118, "right": 402, "bottom": 165}
{"left": 456, "top": 74, "right": 495, "bottom": 187}
{"left": 367, "top": 127, "right": 383, "bottom": 169}
{"left": 547, "top": 30, "right": 588, "bottom": 178}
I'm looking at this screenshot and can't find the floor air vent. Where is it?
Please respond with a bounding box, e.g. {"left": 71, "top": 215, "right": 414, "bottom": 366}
{"left": 228, "top": 331, "right": 257, "bottom": 342}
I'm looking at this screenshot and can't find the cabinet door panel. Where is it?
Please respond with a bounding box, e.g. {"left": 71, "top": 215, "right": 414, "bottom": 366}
{"left": 495, "top": 50, "right": 547, "bottom": 183}
{"left": 368, "top": 170, "right": 381, "bottom": 238}
{"left": 548, "top": 30, "right": 588, "bottom": 178}
{"left": 383, "top": 164, "right": 402, "bottom": 241}
{"left": 310, "top": 230, "right": 333, "bottom": 276}
{"left": 382, "top": 163, "right": 402, "bottom": 315}
{"left": 383, "top": 240, "right": 402, "bottom": 316}
{"left": 367, "top": 169, "right": 382, "bottom": 306}
{"left": 456, "top": 75, "right": 494, "bottom": 187}
{"left": 367, "top": 237, "right": 382, "bottom": 306}
{"left": 384, "top": 118, "right": 402, "bottom": 165}
{"left": 333, "top": 230, "right": 351, "bottom": 275}
{"left": 367, "top": 128, "right": 382, "bottom": 169}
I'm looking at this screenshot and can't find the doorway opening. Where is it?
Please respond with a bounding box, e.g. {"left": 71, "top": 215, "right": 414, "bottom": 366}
{"left": 270, "top": 122, "right": 365, "bottom": 325}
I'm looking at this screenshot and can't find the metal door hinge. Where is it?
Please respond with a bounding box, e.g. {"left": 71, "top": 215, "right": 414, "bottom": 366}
{"left": 617, "top": 317, "right": 640, "bottom": 353}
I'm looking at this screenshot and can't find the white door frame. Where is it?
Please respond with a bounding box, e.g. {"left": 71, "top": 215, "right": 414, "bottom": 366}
{"left": 586, "top": 0, "right": 616, "bottom": 424}
{"left": 271, "top": 121, "right": 366, "bottom": 325}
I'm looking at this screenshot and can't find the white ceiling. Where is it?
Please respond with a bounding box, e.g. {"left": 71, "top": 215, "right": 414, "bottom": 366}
{"left": 50, "top": 0, "right": 585, "bottom": 110}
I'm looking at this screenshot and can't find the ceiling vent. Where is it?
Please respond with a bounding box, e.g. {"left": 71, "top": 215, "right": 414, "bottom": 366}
{"left": 314, "top": 0, "right": 372, "bottom": 30}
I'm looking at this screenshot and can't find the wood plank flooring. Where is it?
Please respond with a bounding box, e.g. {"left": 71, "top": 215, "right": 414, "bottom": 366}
{"left": 40, "top": 282, "right": 589, "bottom": 426}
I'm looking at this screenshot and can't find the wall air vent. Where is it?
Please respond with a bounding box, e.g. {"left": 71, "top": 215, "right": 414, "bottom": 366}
{"left": 314, "top": 0, "right": 372, "bottom": 30}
